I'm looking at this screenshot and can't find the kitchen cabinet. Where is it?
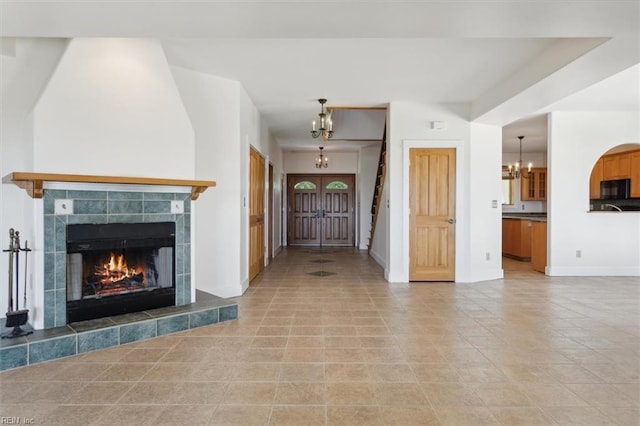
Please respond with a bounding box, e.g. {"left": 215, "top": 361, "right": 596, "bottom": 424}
{"left": 589, "top": 158, "right": 603, "bottom": 199}
{"left": 502, "top": 218, "right": 532, "bottom": 261}
{"left": 602, "top": 152, "right": 630, "bottom": 180}
{"left": 631, "top": 150, "right": 640, "bottom": 198}
{"left": 531, "top": 221, "right": 547, "bottom": 273}
{"left": 520, "top": 168, "right": 547, "bottom": 201}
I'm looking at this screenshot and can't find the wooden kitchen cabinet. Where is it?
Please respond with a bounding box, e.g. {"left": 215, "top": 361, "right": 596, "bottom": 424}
{"left": 531, "top": 221, "right": 547, "bottom": 273}
{"left": 520, "top": 168, "right": 547, "bottom": 201}
{"left": 631, "top": 150, "right": 640, "bottom": 198}
{"left": 502, "top": 218, "right": 532, "bottom": 261}
{"left": 589, "top": 158, "right": 603, "bottom": 199}
{"left": 602, "top": 152, "right": 630, "bottom": 180}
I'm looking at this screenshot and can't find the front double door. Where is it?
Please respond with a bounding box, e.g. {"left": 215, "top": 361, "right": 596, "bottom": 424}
{"left": 288, "top": 174, "right": 355, "bottom": 246}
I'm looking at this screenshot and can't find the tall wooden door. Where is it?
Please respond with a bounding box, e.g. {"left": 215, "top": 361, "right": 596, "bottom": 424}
{"left": 249, "top": 147, "right": 265, "bottom": 281}
{"left": 288, "top": 174, "right": 355, "bottom": 246}
{"left": 409, "top": 148, "right": 456, "bottom": 281}
{"left": 268, "top": 163, "right": 274, "bottom": 261}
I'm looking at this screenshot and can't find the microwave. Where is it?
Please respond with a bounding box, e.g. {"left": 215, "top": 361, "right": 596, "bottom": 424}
{"left": 600, "top": 178, "right": 631, "bottom": 200}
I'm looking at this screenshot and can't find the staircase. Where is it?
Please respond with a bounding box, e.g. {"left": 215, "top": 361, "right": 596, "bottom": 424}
{"left": 368, "top": 124, "right": 387, "bottom": 254}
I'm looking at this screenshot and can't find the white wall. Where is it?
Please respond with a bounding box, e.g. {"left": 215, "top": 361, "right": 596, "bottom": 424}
{"left": 386, "top": 101, "right": 503, "bottom": 283}
{"left": 547, "top": 111, "right": 640, "bottom": 276}
{"left": 0, "top": 38, "right": 68, "bottom": 321}
{"left": 284, "top": 151, "right": 358, "bottom": 174}
{"left": 469, "top": 123, "right": 505, "bottom": 281}
{"left": 33, "top": 38, "right": 194, "bottom": 178}
{"left": 171, "top": 66, "right": 245, "bottom": 298}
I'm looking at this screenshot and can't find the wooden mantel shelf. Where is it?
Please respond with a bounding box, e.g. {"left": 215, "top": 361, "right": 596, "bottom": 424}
{"left": 2, "top": 172, "right": 216, "bottom": 200}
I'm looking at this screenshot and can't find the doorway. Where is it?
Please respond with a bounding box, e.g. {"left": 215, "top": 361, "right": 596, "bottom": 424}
{"left": 249, "top": 147, "right": 265, "bottom": 281}
{"left": 408, "top": 148, "right": 456, "bottom": 281}
{"left": 287, "top": 174, "right": 355, "bottom": 247}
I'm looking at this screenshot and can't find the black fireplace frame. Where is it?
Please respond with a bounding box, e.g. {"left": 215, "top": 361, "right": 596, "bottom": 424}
{"left": 66, "top": 222, "right": 176, "bottom": 323}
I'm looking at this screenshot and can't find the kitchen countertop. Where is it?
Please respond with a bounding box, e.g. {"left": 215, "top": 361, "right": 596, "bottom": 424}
{"left": 502, "top": 214, "right": 547, "bottom": 222}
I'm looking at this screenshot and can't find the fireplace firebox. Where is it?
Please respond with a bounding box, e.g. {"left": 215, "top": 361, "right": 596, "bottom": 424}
{"left": 66, "top": 222, "right": 176, "bottom": 323}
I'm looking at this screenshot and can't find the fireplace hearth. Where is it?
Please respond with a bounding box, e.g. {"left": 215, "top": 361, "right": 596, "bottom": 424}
{"left": 66, "top": 222, "right": 176, "bottom": 323}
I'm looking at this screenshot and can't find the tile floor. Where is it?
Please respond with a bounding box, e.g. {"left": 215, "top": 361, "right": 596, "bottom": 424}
{"left": 0, "top": 247, "right": 638, "bottom": 425}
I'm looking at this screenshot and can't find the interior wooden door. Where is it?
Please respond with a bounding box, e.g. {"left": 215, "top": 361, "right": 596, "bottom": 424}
{"left": 288, "top": 175, "right": 321, "bottom": 245}
{"left": 287, "top": 174, "right": 355, "bottom": 246}
{"left": 321, "top": 175, "right": 355, "bottom": 246}
{"left": 409, "top": 148, "right": 456, "bottom": 281}
{"left": 249, "top": 147, "right": 265, "bottom": 281}
{"left": 268, "top": 163, "right": 274, "bottom": 261}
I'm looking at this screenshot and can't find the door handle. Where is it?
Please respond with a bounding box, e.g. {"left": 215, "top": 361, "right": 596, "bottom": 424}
{"left": 446, "top": 218, "right": 456, "bottom": 224}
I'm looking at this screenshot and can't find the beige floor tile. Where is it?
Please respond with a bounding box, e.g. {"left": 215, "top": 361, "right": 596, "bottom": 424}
{"left": 542, "top": 406, "right": 618, "bottom": 425}
{"left": 141, "top": 362, "right": 195, "bottom": 381}
{"left": 433, "top": 406, "right": 499, "bottom": 425}
{"left": 325, "top": 363, "right": 370, "bottom": 382}
{"left": 223, "top": 382, "right": 277, "bottom": 404}
{"left": 378, "top": 406, "right": 440, "bottom": 426}
{"left": 233, "top": 363, "right": 281, "bottom": 381}
{"left": 210, "top": 405, "right": 271, "bottom": 426}
{"left": 279, "top": 363, "right": 325, "bottom": 382}
{"left": 252, "top": 336, "right": 289, "bottom": 348}
{"left": 326, "top": 382, "right": 377, "bottom": 405}
{"left": 488, "top": 407, "right": 557, "bottom": 425}
{"left": 2, "top": 248, "right": 639, "bottom": 425}
{"left": 471, "top": 382, "right": 533, "bottom": 406}
{"left": 43, "top": 405, "right": 109, "bottom": 426}
{"left": 596, "top": 407, "right": 640, "bottom": 425}
{"left": 95, "top": 362, "right": 154, "bottom": 381}
{"left": 154, "top": 405, "right": 217, "bottom": 426}
{"left": 367, "top": 363, "right": 417, "bottom": 382}
{"left": 282, "top": 347, "right": 324, "bottom": 362}
{"left": 421, "top": 383, "right": 484, "bottom": 407}
{"left": 274, "top": 382, "right": 325, "bottom": 404}
{"left": 566, "top": 383, "right": 638, "bottom": 407}
{"left": 68, "top": 382, "right": 133, "bottom": 405}
{"left": 373, "top": 383, "right": 428, "bottom": 406}
{"left": 411, "top": 363, "right": 462, "bottom": 383}
{"left": 327, "top": 406, "right": 382, "bottom": 425}
{"left": 92, "top": 405, "right": 160, "bottom": 426}
{"left": 518, "top": 383, "right": 589, "bottom": 407}
{"left": 269, "top": 405, "right": 326, "bottom": 426}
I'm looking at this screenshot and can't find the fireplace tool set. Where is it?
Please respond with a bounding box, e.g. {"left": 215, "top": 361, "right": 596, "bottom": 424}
{"left": 2, "top": 228, "right": 33, "bottom": 339}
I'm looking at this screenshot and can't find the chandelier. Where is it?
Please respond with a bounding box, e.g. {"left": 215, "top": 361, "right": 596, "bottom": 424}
{"left": 315, "top": 147, "right": 328, "bottom": 168}
{"left": 310, "top": 98, "right": 333, "bottom": 139}
{"left": 506, "top": 136, "right": 532, "bottom": 179}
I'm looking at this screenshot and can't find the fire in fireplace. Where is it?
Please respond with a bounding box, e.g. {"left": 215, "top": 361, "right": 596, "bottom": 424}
{"left": 66, "top": 222, "right": 176, "bottom": 323}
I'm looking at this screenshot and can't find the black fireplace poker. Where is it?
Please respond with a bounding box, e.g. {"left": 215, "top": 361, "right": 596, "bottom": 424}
{"left": 2, "top": 228, "right": 33, "bottom": 339}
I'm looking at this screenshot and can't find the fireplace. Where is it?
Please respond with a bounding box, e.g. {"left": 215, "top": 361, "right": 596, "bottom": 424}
{"left": 66, "top": 222, "right": 176, "bottom": 323}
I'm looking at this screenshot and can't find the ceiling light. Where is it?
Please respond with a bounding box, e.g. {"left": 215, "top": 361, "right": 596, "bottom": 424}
{"left": 506, "top": 136, "right": 532, "bottom": 180}
{"left": 315, "top": 146, "right": 328, "bottom": 168}
{"left": 310, "top": 98, "right": 333, "bottom": 139}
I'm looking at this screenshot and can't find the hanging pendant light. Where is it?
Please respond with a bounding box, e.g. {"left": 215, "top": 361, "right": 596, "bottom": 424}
{"left": 310, "top": 99, "right": 334, "bottom": 139}
{"left": 506, "top": 136, "right": 533, "bottom": 179}
{"left": 315, "top": 146, "right": 328, "bottom": 168}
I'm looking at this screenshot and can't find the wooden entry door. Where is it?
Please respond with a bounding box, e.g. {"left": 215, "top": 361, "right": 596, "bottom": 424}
{"left": 409, "top": 148, "right": 456, "bottom": 281}
{"left": 249, "top": 147, "right": 265, "bottom": 281}
{"left": 288, "top": 174, "right": 355, "bottom": 246}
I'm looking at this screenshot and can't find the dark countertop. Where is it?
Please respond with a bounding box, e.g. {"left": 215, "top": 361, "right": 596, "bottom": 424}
{"left": 502, "top": 213, "right": 547, "bottom": 222}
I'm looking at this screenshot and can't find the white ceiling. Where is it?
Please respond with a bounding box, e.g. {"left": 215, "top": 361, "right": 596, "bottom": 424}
{"left": 2, "top": 1, "right": 639, "bottom": 153}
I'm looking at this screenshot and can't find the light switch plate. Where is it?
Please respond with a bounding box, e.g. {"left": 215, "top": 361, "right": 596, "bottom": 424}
{"left": 170, "top": 200, "right": 184, "bottom": 214}
{"left": 54, "top": 199, "right": 73, "bottom": 215}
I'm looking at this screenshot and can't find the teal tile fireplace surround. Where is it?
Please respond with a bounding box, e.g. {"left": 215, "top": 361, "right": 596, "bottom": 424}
{"left": 43, "top": 188, "right": 193, "bottom": 328}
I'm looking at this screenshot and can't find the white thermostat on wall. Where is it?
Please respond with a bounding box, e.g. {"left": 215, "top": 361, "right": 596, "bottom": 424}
{"left": 431, "top": 121, "right": 447, "bottom": 130}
